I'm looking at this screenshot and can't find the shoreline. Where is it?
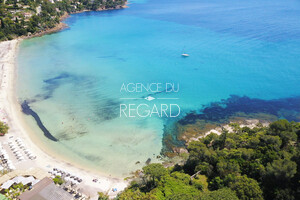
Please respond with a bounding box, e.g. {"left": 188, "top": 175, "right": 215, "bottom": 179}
{"left": 17, "top": 4, "right": 129, "bottom": 40}
{"left": 0, "top": 4, "right": 131, "bottom": 198}
{"left": 0, "top": 40, "right": 128, "bottom": 198}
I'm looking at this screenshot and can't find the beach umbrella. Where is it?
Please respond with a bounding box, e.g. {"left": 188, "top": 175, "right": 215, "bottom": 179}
{"left": 11, "top": 146, "right": 17, "bottom": 150}
{"left": 17, "top": 155, "right": 23, "bottom": 159}
{"left": 64, "top": 177, "right": 71, "bottom": 182}
{"left": 15, "top": 152, "right": 22, "bottom": 156}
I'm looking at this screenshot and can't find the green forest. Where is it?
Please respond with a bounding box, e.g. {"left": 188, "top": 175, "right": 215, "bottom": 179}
{"left": 0, "top": 0, "right": 126, "bottom": 41}
{"left": 114, "top": 120, "right": 299, "bottom": 200}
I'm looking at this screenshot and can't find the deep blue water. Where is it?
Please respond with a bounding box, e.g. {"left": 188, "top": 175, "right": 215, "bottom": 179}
{"left": 17, "top": 0, "right": 300, "bottom": 176}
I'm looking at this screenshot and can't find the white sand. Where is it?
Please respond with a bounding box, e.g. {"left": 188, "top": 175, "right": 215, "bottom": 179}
{"left": 188, "top": 119, "right": 270, "bottom": 143}
{"left": 0, "top": 40, "right": 128, "bottom": 199}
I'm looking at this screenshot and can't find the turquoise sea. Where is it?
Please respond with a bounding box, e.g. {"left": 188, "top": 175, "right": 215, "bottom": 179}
{"left": 17, "top": 0, "right": 300, "bottom": 177}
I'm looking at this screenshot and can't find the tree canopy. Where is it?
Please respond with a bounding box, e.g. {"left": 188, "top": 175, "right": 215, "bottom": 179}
{"left": 0, "top": 121, "right": 9, "bottom": 136}
{"left": 0, "top": 0, "right": 127, "bottom": 41}
{"left": 117, "top": 120, "right": 300, "bottom": 200}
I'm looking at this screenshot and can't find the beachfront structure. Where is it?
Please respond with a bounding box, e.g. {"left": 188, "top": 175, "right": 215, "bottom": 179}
{"left": 0, "top": 176, "right": 36, "bottom": 190}
{"left": 18, "top": 177, "right": 74, "bottom": 200}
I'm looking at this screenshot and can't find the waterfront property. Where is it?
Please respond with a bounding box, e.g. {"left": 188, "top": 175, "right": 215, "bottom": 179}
{"left": 18, "top": 177, "right": 74, "bottom": 200}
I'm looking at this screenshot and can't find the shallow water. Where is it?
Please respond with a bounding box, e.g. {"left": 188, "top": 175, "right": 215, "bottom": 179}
{"left": 17, "top": 0, "right": 300, "bottom": 177}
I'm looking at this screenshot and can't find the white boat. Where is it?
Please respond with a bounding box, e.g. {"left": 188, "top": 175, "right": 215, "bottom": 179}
{"left": 181, "top": 53, "right": 189, "bottom": 57}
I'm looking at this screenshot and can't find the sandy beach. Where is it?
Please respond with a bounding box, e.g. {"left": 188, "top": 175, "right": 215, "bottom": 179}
{"left": 0, "top": 40, "right": 128, "bottom": 199}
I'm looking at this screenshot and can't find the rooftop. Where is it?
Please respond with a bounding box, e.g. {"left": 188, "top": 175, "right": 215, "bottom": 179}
{"left": 18, "top": 177, "right": 74, "bottom": 200}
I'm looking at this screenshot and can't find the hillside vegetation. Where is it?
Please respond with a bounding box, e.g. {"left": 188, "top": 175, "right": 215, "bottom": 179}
{"left": 116, "top": 120, "right": 300, "bottom": 200}
{"left": 0, "top": 0, "right": 126, "bottom": 40}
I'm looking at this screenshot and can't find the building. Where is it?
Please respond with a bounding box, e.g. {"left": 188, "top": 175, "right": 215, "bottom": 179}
{"left": 23, "top": 12, "right": 32, "bottom": 18}
{"left": 18, "top": 177, "right": 74, "bottom": 200}
{"left": 0, "top": 176, "right": 38, "bottom": 191}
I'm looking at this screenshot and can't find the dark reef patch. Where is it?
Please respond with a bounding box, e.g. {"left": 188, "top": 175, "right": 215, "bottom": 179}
{"left": 20, "top": 72, "right": 121, "bottom": 141}
{"left": 36, "top": 72, "right": 96, "bottom": 102}
{"left": 87, "top": 93, "right": 120, "bottom": 123}
{"left": 21, "top": 100, "right": 58, "bottom": 142}
{"left": 43, "top": 72, "right": 71, "bottom": 84}
{"left": 19, "top": 72, "right": 83, "bottom": 141}
{"left": 39, "top": 72, "right": 74, "bottom": 101}
{"left": 76, "top": 152, "right": 102, "bottom": 163}
{"left": 162, "top": 95, "right": 300, "bottom": 155}
{"left": 57, "top": 131, "right": 88, "bottom": 141}
{"left": 55, "top": 122, "right": 88, "bottom": 141}
{"left": 179, "top": 95, "right": 300, "bottom": 125}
